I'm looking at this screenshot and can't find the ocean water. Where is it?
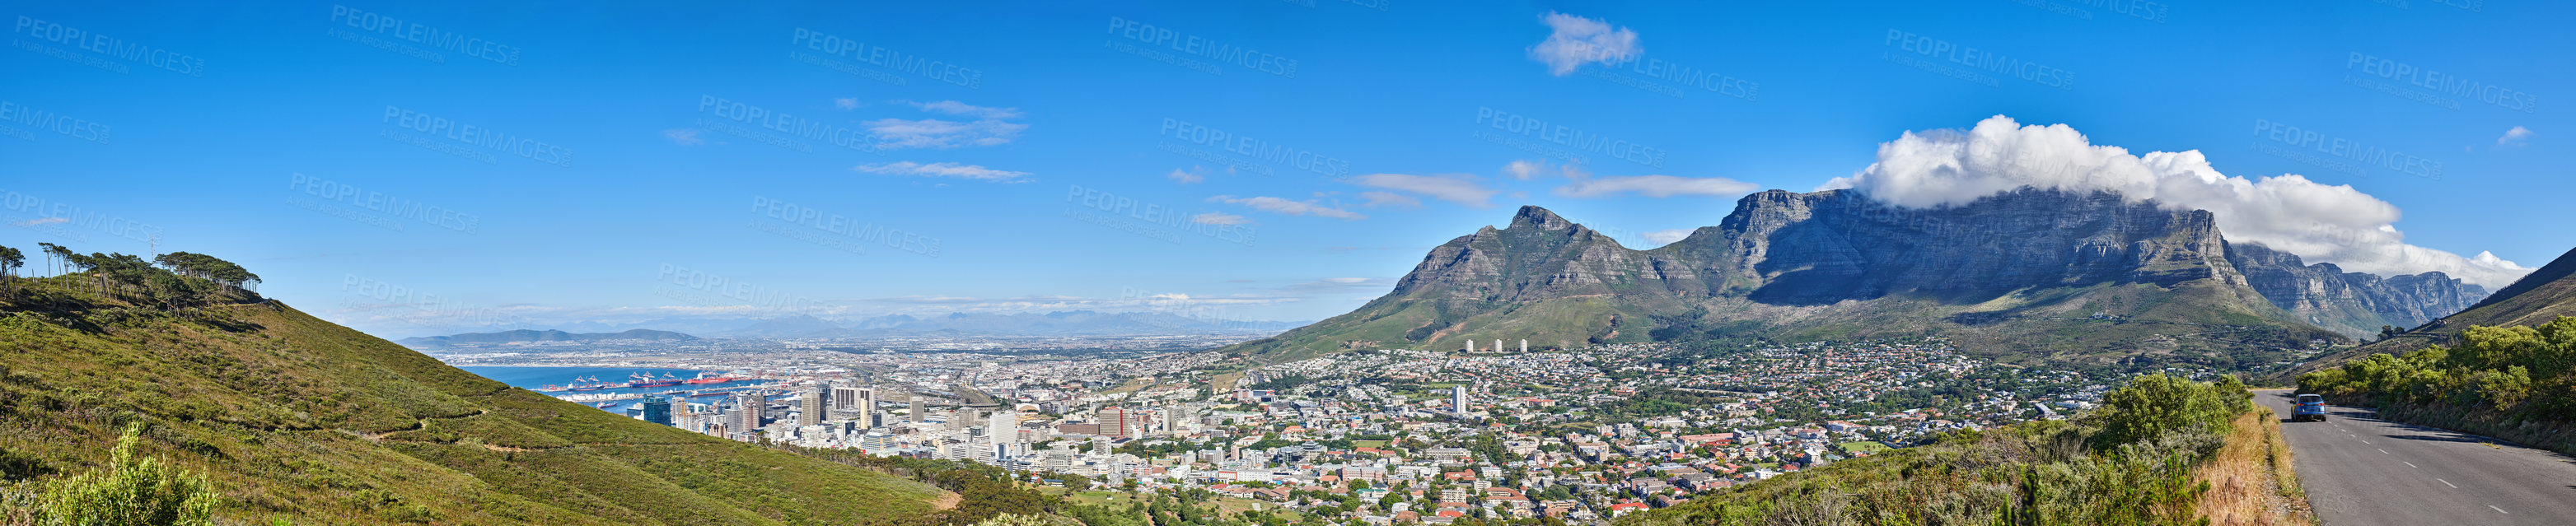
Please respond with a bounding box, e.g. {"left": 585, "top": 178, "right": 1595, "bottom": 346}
{"left": 458, "top": 365, "right": 780, "bottom": 412}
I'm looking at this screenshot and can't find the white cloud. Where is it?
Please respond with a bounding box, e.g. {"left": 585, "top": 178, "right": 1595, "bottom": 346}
{"left": 1641, "top": 229, "right": 1695, "bottom": 246}
{"left": 1191, "top": 212, "right": 1249, "bottom": 226}
{"left": 12, "top": 217, "right": 68, "bottom": 227}
{"left": 834, "top": 98, "right": 860, "bottom": 110}
{"left": 902, "top": 100, "right": 1024, "bottom": 119}
{"left": 1553, "top": 165, "right": 1760, "bottom": 198}
{"left": 1169, "top": 166, "right": 1206, "bottom": 184}
{"left": 662, "top": 128, "right": 704, "bottom": 146}
{"left": 1528, "top": 12, "right": 1640, "bottom": 76}
{"left": 865, "top": 100, "right": 1028, "bottom": 149}
{"left": 865, "top": 118, "right": 1028, "bottom": 149}
{"left": 1503, "top": 160, "right": 1545, "bottom": 180}
{"left": 1209, "top": 195, "right": 1367, "bottom": 221}
{"left": 1348, "top": 173, "right": 1500, "bottom": 207}
{"left": 854, "top": 161, "right": 1032, "bottom": 182}
{"left": 1358, "top": 191, "right": 1423, "bottom": 208}
{"left": 1838, "top": 115, "right": 2532, "bottom": 286}
{"left": 2497, "top": 126, "right": 2535, "bottom": 147}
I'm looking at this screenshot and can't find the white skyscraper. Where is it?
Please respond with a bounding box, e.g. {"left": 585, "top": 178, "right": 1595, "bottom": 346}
{"left": 1494, "top": 339, "right": 1502, "bottom": 354}
{"left": 1520, "top": 339, "right": 1527, "bottom": 352}
{"left": 987, "top": 409, "right": 1018, "bottom": 445}
{"left": 1452, "top": 385, "right": 1469, "bottom": 414}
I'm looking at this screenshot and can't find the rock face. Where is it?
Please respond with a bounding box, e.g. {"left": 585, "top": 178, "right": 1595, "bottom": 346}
{"left": 1392, "top": 189, "right": 2256, "bottom": 307}
{"left": 1231, "top": 188, "right": 2492, "bottom": 368}
{"left": 2226, "top": 242, "right": 2488, "bottom": 335}
{"left": 1694, "top": 189, "right": 2231, "bottom": 305}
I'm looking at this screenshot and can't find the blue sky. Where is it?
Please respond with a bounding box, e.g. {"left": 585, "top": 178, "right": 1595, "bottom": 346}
{"left": 2, "top": 1, "right": 2568, "bottom": 338}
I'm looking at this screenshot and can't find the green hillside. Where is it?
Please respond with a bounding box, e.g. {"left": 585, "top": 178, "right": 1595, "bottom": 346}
{"left": 0, "top": 255, "right": 943, "bottom": 524}
{"left": 1618, "top": 375, "right": 2305, "bottom": 525}
{"left": 2283, "top": 245, "right": 2576, "bottom": 379}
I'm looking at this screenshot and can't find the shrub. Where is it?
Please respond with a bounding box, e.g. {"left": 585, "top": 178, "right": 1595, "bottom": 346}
{"left": 36, "top": 423, "right": 217, "bottom": 526}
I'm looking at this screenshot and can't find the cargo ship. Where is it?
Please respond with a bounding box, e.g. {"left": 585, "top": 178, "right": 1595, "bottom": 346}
{"left": 564, "top": 376, "right": 610, "bottom": 392}
{"left": 626, "top": 372, "right": 683, "bottom": 389}
{"left": 682, "top": 371, "right": 737, "bottom": 384}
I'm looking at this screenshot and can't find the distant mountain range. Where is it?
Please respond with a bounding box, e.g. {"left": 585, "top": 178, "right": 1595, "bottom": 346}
{"left": 2285, "top": 244, "right": 2576, "bottom": 379}
{"left": 1220, "top": 189, "right": 2491, "bottom": 372}
{"left": 398, "top": 328, "right": 699, "bottom": 348}
{"left": 725, "top": 310, "right": 1307, "bottom": 338}
{"left": 429, "top": 310, "right": 1307, "bottom": 342}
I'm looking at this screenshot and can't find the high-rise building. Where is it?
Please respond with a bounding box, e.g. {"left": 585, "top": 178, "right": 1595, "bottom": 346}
{"left": 1452, "top": 385, "right": 1470, "bottom": 414}
{"left": 1166, "top": 405, "right": 1193, "bottom": 434}
{"left": 833, "top": 385, "right": 872, "bottom": 424}
{"left": 1097, "top": 406, "right": 1128, "bottom": 438}
{"left": 987, "top": 409, "right": 1019, "bottom": 445}
{"left": 734, "top": 392, "right": 765, "bottom": 431}
{"left": 642, "top": 395, "right": 673, "bottom": 426}
{"left": 909, "top": 396, "right": 926, "bottom": 424}
{"left": 1520, "top": 339, "right": 1527, "bottom": 352}
{"left": 800, "top": 384, "right": 828, "bottom": 424}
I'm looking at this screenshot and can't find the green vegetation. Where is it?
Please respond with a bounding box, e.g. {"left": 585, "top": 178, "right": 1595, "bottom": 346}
{"left": 0, "top": 244, "right": 942, "bottom": 524}
{"left": 1620, "top": 374, "right": 2258, "bottom": 525}
{"left": 31, "top": 424, "right": 217, "bottom": 526}
{"left": 2298, "top": 317, "right": 2576, "bottom": 454}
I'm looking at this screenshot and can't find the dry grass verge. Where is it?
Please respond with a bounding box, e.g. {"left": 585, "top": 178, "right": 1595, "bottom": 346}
{"left": 2194, "top": 411, "right": 2315, "bottom": 525}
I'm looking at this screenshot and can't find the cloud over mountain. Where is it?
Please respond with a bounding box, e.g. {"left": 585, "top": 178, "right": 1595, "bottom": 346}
{"left": 1830, "top": 115, "right": 2532, "bottom": 287}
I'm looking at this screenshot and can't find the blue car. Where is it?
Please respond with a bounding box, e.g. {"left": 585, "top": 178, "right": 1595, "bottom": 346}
{"left": 2293, "top": 393, "right": 2329, "bottom": 422}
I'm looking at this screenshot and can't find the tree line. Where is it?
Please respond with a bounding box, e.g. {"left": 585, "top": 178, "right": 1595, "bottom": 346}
{"left": 0, "top": 243, "right": 262, "bottom": 309}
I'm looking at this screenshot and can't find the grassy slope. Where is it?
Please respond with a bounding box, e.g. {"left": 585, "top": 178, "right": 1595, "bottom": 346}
{"left": 0, "top": 281, "right": 940, "bottom": 524}
{"left": 1614, "top": 409, "right": 2306, "bottom": 526}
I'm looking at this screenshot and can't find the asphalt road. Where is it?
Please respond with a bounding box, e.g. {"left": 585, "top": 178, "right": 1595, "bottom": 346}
{"left": 2256, "top": 389, "right": 2576, "bottom": 525}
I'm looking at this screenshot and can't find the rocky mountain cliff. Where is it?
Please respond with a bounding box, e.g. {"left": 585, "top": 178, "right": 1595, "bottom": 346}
{"left": 1226, "top": 189, "right": 2490, "bottom": 372}
{"left": 2224, "top": 242, "right": 2486, "bottom": 337}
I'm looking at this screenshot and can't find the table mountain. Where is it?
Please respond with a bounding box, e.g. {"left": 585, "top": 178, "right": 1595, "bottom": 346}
{"left": 1226, "top": 188, "right": 2488, "bottom": 372}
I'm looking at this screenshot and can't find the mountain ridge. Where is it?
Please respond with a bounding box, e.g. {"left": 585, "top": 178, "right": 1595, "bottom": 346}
{"left": 397, "top": 328, "right": 699, "bottom": 348}
{"left": 1220, "top": 188, "right": 2489, "bottom": 372}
